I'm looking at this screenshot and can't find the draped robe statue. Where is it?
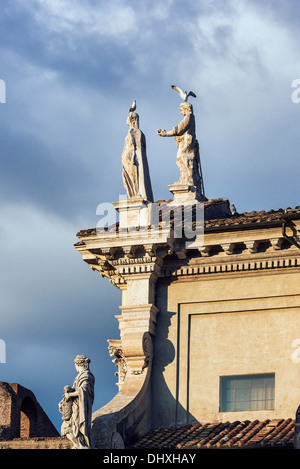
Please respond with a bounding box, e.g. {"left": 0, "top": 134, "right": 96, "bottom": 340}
{"left": 59, "top": 355, "right": 95, "bottom": 449}
{"left": 121, "top": 109, "right": 153, "bottom": 202}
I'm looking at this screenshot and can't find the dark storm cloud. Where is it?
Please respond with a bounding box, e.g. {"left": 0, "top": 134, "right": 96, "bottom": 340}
{"left": 0, "top": 125, "right": 91, "bottom": 218}
{"left": 0, "top": 1, "right": 136, "bottom": 95}
{"left": 0, "top": 0, "right": 300, "bottom": 432}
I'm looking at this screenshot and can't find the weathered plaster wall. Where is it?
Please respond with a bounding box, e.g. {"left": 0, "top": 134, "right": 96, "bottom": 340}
{"left": 152, "top": 268, "right": 300, "bottom": 427}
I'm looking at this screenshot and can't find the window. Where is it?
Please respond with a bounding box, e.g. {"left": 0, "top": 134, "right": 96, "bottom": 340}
{"left": 220, "top": 374, "right": 275, "bottom": 412}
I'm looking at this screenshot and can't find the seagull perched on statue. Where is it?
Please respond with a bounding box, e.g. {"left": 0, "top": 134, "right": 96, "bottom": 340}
{"left": 171, "top": 85, "right": 196, "bottom": 102}
{"left": 129, "top": 100, "right": 136, "bottom": 112}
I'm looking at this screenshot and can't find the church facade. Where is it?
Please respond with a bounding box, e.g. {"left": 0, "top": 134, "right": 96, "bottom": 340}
{"left": 74, "top": 97, "right": 300, "bottom": 449}
{"left": 75, "top": 199, "right": 300, "bottom": 448}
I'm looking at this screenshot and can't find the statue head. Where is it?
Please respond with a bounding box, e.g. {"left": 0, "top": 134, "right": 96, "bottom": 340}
{"left": 127, "top": 111, "right": 139, "bottom": 129}
{"left": 74, "top": 355, "right": 91, "bottom": 371}
{"left": 180, "top": 102, "right": 193, "bottom": 116}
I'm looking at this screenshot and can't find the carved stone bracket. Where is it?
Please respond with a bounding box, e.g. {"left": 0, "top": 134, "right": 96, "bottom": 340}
{"left": 245, "top": 240, "right": 259, "bottom": 254}
{"left": 198, "top": 246, "right": 210, "bottom": 257}
{"left": 270, "top": 237, "right": 284, "bottom": 250}
{"left": 221, "top": 243, "right": 235, "bottom": 255}
{"left": 108, "top": 340, "right": 127, "bottom": 388}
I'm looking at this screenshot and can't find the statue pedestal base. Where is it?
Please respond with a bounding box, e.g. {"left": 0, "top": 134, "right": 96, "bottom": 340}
{"left": 169, "top": 183, "right": 201, "bottom": 204}
{"left": 113, "top": 197, "right": 150, "bottom": 229}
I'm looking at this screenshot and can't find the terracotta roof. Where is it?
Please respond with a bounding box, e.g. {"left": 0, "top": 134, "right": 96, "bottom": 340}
{"left": 205, "top": 207, "right": 300, "bottom": 231}
{"left": 130, "top": 419, "right": 295, "bottom": 449}
{"left": 75, "top": 201, "right": 300, "bottom": 238}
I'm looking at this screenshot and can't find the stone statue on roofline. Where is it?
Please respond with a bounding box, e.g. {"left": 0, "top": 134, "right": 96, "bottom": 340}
{"left": 59, "top": 355, "right": 95, "bottom": 449}
{"left": 121, "top": 100, "right": 154, "bottom": 202}
{"left": 157, "top": 85, "right": 205, "bottom": 202}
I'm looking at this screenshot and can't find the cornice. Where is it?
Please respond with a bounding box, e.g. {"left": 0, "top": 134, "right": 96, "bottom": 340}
{"left": 75, "top": 215, "right": 300, "bottom": 288}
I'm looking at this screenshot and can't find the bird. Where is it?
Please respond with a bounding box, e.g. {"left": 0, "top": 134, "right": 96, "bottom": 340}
{"left": 129, "top": 100, "right": 136, "bottom": 112}
{"left": 171, "top": 85, "right": 196, "bottom": 102}
{"left": 230, "top": 203, "right": 237, "bottom": 215}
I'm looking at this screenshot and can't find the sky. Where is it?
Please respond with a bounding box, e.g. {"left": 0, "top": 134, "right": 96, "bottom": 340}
{"left": 0, "top": 0, "right": 300, "bottom": 432}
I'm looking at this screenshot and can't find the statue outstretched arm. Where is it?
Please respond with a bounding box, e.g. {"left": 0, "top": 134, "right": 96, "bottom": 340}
{"left": 157, "top": 115, "right": 190, "bottom": 137}
{"left": 157, "top": 125, "right": 178, "bottom": 137}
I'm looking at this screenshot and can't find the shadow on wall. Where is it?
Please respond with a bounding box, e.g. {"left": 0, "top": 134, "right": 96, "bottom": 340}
{"left": 151, "top": 281, "right": 197, "bottom": 429}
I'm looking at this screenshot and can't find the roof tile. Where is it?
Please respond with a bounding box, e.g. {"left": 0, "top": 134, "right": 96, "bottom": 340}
{"left": 130, "top": 419, "right": 295, "bottom": 449}
{"left": 76, "top": 202, "right": 300, "bottom": 238}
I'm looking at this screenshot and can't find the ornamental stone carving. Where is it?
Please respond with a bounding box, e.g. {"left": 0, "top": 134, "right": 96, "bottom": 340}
{"left": 108, "top": 341, "right": 127, "bottom": 387}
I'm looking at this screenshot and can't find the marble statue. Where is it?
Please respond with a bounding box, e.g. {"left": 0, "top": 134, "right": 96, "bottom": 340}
{"left": 157, "top": 100, "right": 202, "bottom": 190}
{"left": 59, "top": 355, "right": 95, "bottom": 449}
{"left": 121, "top": 101, "right": 153, "bottom": 202}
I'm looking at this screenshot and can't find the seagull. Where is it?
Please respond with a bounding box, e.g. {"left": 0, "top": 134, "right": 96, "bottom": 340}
{"left": 171, "top": 85, "right": 196, "bottom": 102}
{"left": 230, "top": 203, "right": 237, "bottom": 215}
{"left": 129, "top": 100, "right": 136, "bottom": 112}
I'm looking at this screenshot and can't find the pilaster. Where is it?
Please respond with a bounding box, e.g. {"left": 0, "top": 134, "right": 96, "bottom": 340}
{"left": 75, "top": 220, "right": 172, "bottom": 447}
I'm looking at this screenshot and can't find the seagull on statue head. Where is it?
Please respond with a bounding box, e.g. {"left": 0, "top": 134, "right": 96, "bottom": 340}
{"left": 129, "top": 100, "right": 136, "bottom": 112}
{"left": 171, "top": 85, "right": 196, "bottom": 102}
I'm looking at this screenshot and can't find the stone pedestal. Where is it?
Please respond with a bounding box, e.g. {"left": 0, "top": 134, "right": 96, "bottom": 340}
{"left": 168, "top": 183, "right": 202, "bottom": 204}
{"left": 113, "top": 197, "right": 151, "bottom": 229}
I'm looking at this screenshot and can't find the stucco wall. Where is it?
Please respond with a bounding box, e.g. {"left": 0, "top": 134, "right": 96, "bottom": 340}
{"left": 152, "top": 268, "right": 300, "bottom": 427}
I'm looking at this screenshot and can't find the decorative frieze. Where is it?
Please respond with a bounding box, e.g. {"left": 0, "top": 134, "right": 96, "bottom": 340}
{"left": 160, "top": 256, "right": 300, "bottom": 278}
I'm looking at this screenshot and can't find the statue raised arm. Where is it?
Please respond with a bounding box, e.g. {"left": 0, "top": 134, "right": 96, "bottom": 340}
{"left": 157, "top": 101, "right": 202, "bottom": 190}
